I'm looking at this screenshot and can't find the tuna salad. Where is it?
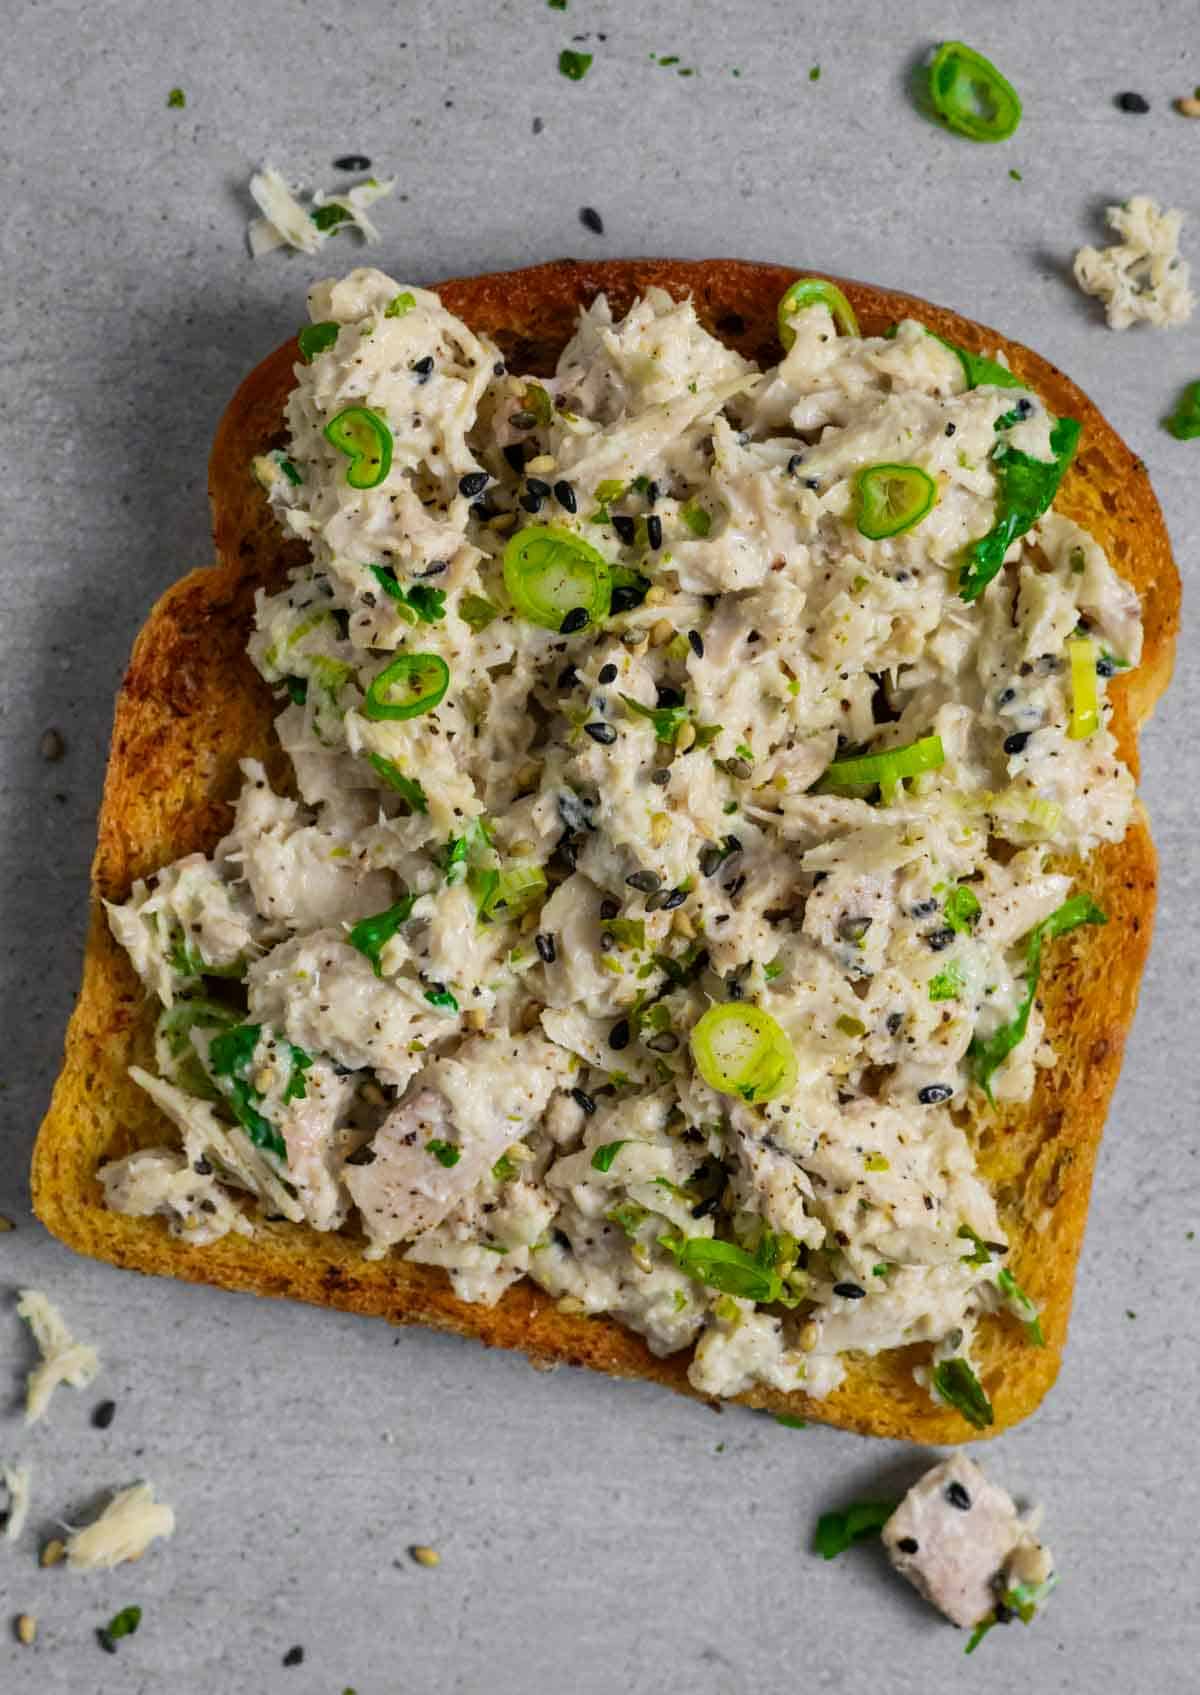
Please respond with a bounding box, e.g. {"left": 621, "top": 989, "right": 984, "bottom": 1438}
{"left": 102, "top": 267, "right": 1143, "bottom": 1410}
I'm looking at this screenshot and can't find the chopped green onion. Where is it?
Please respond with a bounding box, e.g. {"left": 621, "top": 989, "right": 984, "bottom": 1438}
{"left": 502, "top": 525, "right": 612, "bottom": 631}
{"left": 208, "top": 1023, "right": 311, "bottom": 1161}
{"left": 1067, "top": 636, "right": 1100, "bottom": 739}
{"left": 347, "top": 894, "right": 417, "bottom": 976}
{"left": 813, "top": 1500, "right": 897, "bottom": 1560}
{"left": 927, "top": 41, "right": 1022, "bottom": 143}
{"left": 385, "top": 291, "right": 416, "bottom": 318}
{"left": 166, "top": 87, "right": 185, "bottom": 108}
{"left": 968, "top": 893, "right": 1106, "bottom": 1099}
{"left": 366, "top": 754, "right": 428, "bottom": 813}
{"left": 621, "top": 693, "right": 689, "bottom": 742}
{"left": 929, "top": 961, "right": 965, "bottom": 1001}
{"left": 931, "top": 1357, "right": 994, "bottom": 1428}
{"left": 559, "top": 48, "right": 592, "bottom": 80}
{"left": 324, "top": 405, "right": 394, "bottom": 490}
{"left": 943, "top": 884, "right": 982, "bottom": 933}
{"left": 522, "top": 383, "right": 554, "bottom": 426}
{"left": 311, "top": 204, "right": 353, "bottom": 232}
{"left": 815, "top": 733, "right": 945, "bottom": 795}
{"left": 690, "top": 1002, "right": 797, "bottom": 1103}
{"left": 1165, "top": 381, "right": 1200, "bottom": 440}
{"left": 471, "top": 863, "right": 547, "bottom": 923}
{"left": 459, "top": 593, "right": 500, "bottom": 632}
{"left": 778, "top": 277, "right": 860, "bottom": 349}
{"left": 958, "top": 416, "right": 1081, "bottom": 601}
{"left": 298, "top": 321, "right": 339, "bottom": 362}
{"left": 681, "top": 503, "right": 712, "bottom": 537}
{"left": 363, "top": 653, "right": 450, "bottom": 720}
{"left": 606, "top": 918, "right": 646, "bottom": 949}
{"left": 854, "top": 463, "right": 938, "bottom": 539}
{"left": 591, "top": 1140, "right": 628, "bottom": 1172}
{"left": 957, "top": 1222, "right": 993, "bottom": 1267}
{"left": 996, "top": 1267, "right": 1045, "bottom": 1345}
{"left": 426, "top": 1138, "right": 461, "bottom": 1168}
{"left": 100, "top": 1605, "right": 143, "bottom": 1645}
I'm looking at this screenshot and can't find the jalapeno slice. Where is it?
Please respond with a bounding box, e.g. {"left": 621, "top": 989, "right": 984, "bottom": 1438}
{"left": 778, "top": 277, "right": 860, "bottom": 350}
{"left": 855, "top": 463, "right": 938, "bottom": 539}
{"left": 928, "top": 41, "right": 1022, "bottom": 143}
{"left": 324, "top": 405, "right": 394, "bottom": 489}
{"left": 502, "top": 525, "right": 612, "bottom": 632}
{"left": 363, "top": 653, "right": 450, "bottom": 720}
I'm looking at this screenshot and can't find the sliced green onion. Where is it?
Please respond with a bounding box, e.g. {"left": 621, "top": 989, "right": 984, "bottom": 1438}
{"left": 690, "top": 1003, "right": 798, "bottom": 1103}
{"left": 298, "top": 321, "right": 339, "bottom": 362}
{"left": 928, "top": 41, "right": 1022, "bottom": 143}
{"left": 943, "top": 884, "right": 982, "bottom": 933}
{"left": 426, "top": 1138, "right": 461, "bottom": 1168}
{"left": 459, "top": 593, "right": 500, "bottom": 632}
{"left": 347, "top": 894, "right": 417, "bottom": 977}
{"left": 502, "top": 525, "right": 612, "bottom": 631}
{"left": 778, "top": 277, "right": 860, "bottom": 349}
{"left": 681, "top": 503, "right": 712, "bottom": 537}
{"left": 324, "top": 405, "right": 393, "bottom": 490}
{"left": 854, "top": 463, "right": 938, "bottom": 539}
{"left": 816, "top": 733, "right": 945, "bottom": 795}
{"left": 1067, "top": 636, "right": 1100, "bottom": 739}
{"left": 813, "top": 1500, "right": 898, "bottom": 1560}
{"left": 385, "top": 291, "right": 416, "bottom": 318}
{"left": 958, "top": 417, "right": 1081, "bottom": 602}
{"left": 363, "top": 653, "right": 450, "bottom": 720}
{"left": 366, "top": 754, "right": 428, "bottom": 813}
{"left": 930, "top": 1357, "right": 994, "bottom": 1428}
{"left": 471, "top": 863, "right": 547, "bottom": 923}
{"left": 996, "top": 1267, "right": 1045, "bottom": 1346}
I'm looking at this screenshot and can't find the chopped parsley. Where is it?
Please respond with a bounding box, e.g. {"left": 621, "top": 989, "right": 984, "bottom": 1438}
{"left": 426, "top": 1139, "right": 461, "bottom": 1168}
{"left": 167, "top": 88, "right": 185, "bottom": 108}
{"left": 774, "top": 1413, "right": 808, "bottom": 1429}
{"left": 424, "top": 988, "right": 459, "bottom": 1013}
{"left": 943, "top": 883, "right": 982, "bottom": 933}
{"left": 347, "top": 894, "right": 417, "bottom": 976}
{"left": 591, "top": 1140, "right": 628, "bottom": 1172}
{"left": 208, "top": 1024, "right": 311, "bottom": 1161}
{"left": 559, "top": 49, "right": 593, "bottom": 80}
{"left": 1165, "top": 380, "right": 1200, "bottom": 441}
{"left": 621, "top": 693, "right": 690, "bottom": 742}
{"left": 311, "top": 203, "right": 353, "bottom": 233}
{"left": 98, "top": 1605, "right": 142, "bottom": 1652}
{"left": 368, "top": 566, "right": 446, "bottom": 623}
{"left": 681, "top": 503, "right": 712, "bottom": 537}
{"left": 385, "top": 291, "right": 416, "bottom": 318}
{"left": 929, "top": 961, "right": 966, "bottom": 1001}
{"left": 809, "top": 64, "right": 821, "bottom": 81}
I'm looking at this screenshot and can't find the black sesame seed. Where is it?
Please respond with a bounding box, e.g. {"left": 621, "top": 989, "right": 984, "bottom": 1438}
{"left": 1096, "top": 654, "right": 1118, "bottom": 678}
{"left": 833, "top": 1282, "right": 866, "bottom": 1299}
{"left": 804, "top": 477, "right": 821, "bottom": 492}
{"left": 691, "top": 1194, "right": 719, "bottom": 1218}
{"left": 283, "top": 1646, "right": 305, "bottom": 1667}
{"left": 535, "top": 932, "right": 557, "bottom": 964}
{"left": 571, "top": 1087, "right": 597, "bottom": 1115}
{"left": 925, "top": 927, "right": 955, "bottom": 952}
{"left": 722, "top": 874, "right": 746, "bottom": 899}
{"left": 532, "top": 116, "right": 544, "bottom": 135}
{"left": 610, "top": 583, "right": 647, "bottom": 613}
{"left": 584, "top": 721, "right": 616, "bottom": 744}
{"left": 333, "top": 153, "right": 372, "bottom": 171}
{"left": 520, "top": 489, "right": 545, "bottom": 514}
{"left": 918, "top": 1083, "right": 954, "bottom": 1105}
{"left": 412, "top": 355, "right": 435, "bottom": 382}
{"left": 502, "top": 442, "right": 528, "bottom": 474}
{"left": 786, "top": 452, "right": 805, "bottom": 475}
{"left": 1003, "top": 730, "right": 1031, "bottom": 755}
{"left": 661, "top": 888, "right": 687, "bottom": 910}
{"left": 946, "top": 1480, "right": 972, "bottom": 1510}
{"left": 886, "top": 1011, "right": 904, "bottom": 1035}
{"left": 458, "top": 471, "right": 489, "bottom": 498}
{"left": 725, "top": 972, "right": 745, "bottom": 1002}
{"left": 944, "top": 421, "right": 957, "bottom": 437}
{"left": 612, "top": 514, "right": 637, "bottom": 545}
{"left": 526, "top": 477, "right": 552, "bottom": 499}
{"left": 656, "top": 684, "right": 685, "bottom": 709}
{"left": 554, "top": 479, "right": 578, "bottom": 513}
{"left": 645, "top": 890, "right": 667, "bottom": 912}
{"left": 909, "top": 897, "right": 938, "bottom": 918}
{"left": 608, "top": 1018, "right": 631, "bottom": 1050}
{"left": 687, "top": 628, "right": 704, "bottom": 658}
{"left": 580, "top": 206, "right": 605, "bottom": 235}
{"left": 598, "top": 663, "right": 618, "bottom": 685}
{"left": 837, "top": 914, "right": 871, "bottom": 944}
{"left": 898, "top": 1537, "right": 919, "bottom": 1554}
{"left": 469, "top": 499, "right": 495, "bottom": 522}
{"left": 560, "top": 606, "right": 590, "bottom": 635}
{"left": 645, "top": 513, "right": 663, "bottom": 549}
{"left": 646, "top": 480, "right": 661, "bottom": 505}
{"left": 599, "top": 898, "right": 619, "bottom": 921}
{"left": 193, "top": 1155, "right": 213, "bottom": 1175}
{"left": 493, "top": 361, "right": 506, "bottom": 376}
{"left": 1115, "top": 91, "right": 1149, "bottom": 113}
{"left": 557, "top": 664, "right": 579, "bottom": 689}
{"left": 91, "top": 1399, "right": 116, "bottom": 1430}
{"left": 700, "top": 845, "right": 727, "bottom": 878}
{"left": 626, "top": 868, "right": 662, "bottom": 893}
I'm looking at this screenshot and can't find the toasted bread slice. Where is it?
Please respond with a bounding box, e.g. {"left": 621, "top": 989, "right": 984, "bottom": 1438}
{"left": 33, "top": 259, "right": 1178, "bottom": 1440}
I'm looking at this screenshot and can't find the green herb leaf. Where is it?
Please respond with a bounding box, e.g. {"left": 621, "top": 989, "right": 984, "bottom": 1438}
{"left": 278, "top": 456, "right": 303, "bottom": 486}
{"left": 968, "top": 893, "right": 1106, "bottom": 1098}
{"left": 943, "top": 884, "right": 982, "bottom": 933}
{"left": 424, "top": 988, "right": 459, "bottom": 1012}
{"left": 606, "top": 1201, "right": 650, "bottom": 1239}
{"left": 426, "top": 1138, "right": 461, "bottom": 1168}
{"left": 606, "top": 919, "right": 646, "bottom": 949}
{"left": 591, "top": 1140, "right": 628, "bottom": 1173}
{"left": 208, "top": 1024, "right": 289, "bottom": 1160}
{"left": 366, "top": 754, "right": 428, "bottom": 814}
{"left": 368, "top": 566, "right": 446, "bottom": 623}
{"left": 931, "top": 1357, "right": 994, "bottom": 1428}
{"left": 929, "top": 961, "right": 966, "bottom": 1002}
{"left": 1165, "top": 381, "right": 1200, "bottom": 441}
{"left": 808, "top": 64, "right": 820, "bottom": 81}
{"left": 559, "top": 48, "right": 593, "bottom": 80}
{"left": 659, "top": 1235, "right": 782, "bottom": 1302}
{"left": 681, "top": 502, "right": 712, "bottom": 537}
{"left": 298, "top": 321, "right": 340, "bottom": 362}
{"left": 311, "top": 203, "right": 353, "bottom": 233}
{"left": 492, "top": 1153, "right": 517, "bottom": 1182}
{"left": 958, "top": 417, "right": 1082, "bottom": 601}
{"left": 813, "top": 1500, "right": 897, "bottom": 1560}
{"left": 621, "top": 693, "right": 689, "bottom": 742}
{"left": 348, "top": 895, "right": 418, "bottom": 977}
{"left": 996, "top": 1266, "right": 1045, "bottom": 1345}
{"left": 460, "top": 593, "right": 500, "bottom": 632}
{"left": 102, "top": 1605, "right": 142, "bottom": 1642}
{"left": 285, "top": 671, "right": 308, "bottom": 706}
{"left": 774, "top": 1413, "right": 808, "bottom": 1428}
{"left": 763, "top": 959, "right": 784, "bottom": 982}
{"left": 385, "top": 291, "right": 416, "bottom": 318}
{"left": 931, "top": 333, "right": 1025, "bottom": 392}
{"left": 281, "top": 1045, "right": 314, "bottom": 1104}
{"left": 167, "top": 87, "right": 185, "bottom": 108}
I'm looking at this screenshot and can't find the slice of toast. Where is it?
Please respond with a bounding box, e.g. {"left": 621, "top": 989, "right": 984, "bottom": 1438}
{"left": 32, "top": 259, "right": 1179, "bottom": 1440}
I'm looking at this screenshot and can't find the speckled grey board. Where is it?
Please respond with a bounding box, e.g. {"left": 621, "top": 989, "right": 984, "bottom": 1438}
{"left": 1, "top": 2, "right": 1197, "bottom": 1690}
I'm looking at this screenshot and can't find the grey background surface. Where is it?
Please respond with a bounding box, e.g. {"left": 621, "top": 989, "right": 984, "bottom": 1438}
{"left": 1, "top": 1, "right": 1196, "bottom": 1689}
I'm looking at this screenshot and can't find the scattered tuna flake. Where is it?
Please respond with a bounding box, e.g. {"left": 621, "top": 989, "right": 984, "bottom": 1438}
{"left": 17, "top": 1290, "right": 100, "bottom": 1425}
{"left": 248, "top": 166, "right": 395, "bottom": 258}
{"left": 65, "top": 1483, "right": 176, "bottom": 1571}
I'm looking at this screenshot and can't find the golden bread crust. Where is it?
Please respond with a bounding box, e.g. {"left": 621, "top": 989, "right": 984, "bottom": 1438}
{"left": 33, "top": 258, "right": 1178, "bottom": 1440}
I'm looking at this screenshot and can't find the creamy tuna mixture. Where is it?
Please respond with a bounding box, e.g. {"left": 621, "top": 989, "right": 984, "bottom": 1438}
{"left": 103, "top": 267, "right": 1143, "bottom": 1409}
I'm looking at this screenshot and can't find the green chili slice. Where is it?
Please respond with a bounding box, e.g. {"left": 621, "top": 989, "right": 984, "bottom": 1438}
{"left": 816, "top": 733, "right": 945, "bottom": 795}
{"left": 690, "top": 1003, "right": 798, "bottom": 1103}
{"left": 298, "top": 321, "right": 339, "bottom": 362}
{"left": 855, "top": 463, "right": 938, "bottom": 539}
{"left": 778, "top": 277, "right": 860, "bottom": 350}
{"left": 363, "top": 653, "right": 450, "bottom": 720}
{"left": 502, "top": 525, "right": 612, "bottom": 632}
{"left": 324, "top": 405, "right": 393, "bottom": 489}
{"left": 928, "top": 41, "right": 1022, "bottom": 143}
